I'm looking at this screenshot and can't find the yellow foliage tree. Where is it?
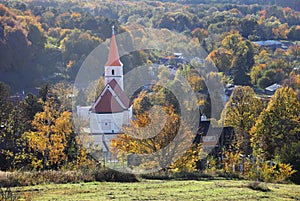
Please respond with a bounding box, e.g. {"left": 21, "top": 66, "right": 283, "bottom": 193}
{"left": 111, "top": 105, "right": 202, "bottom": 173}
{"left": 222, "top": 86, "right": 263, "bottom": 155}
{"left": 24, "top": 98, "right": 73, "bottom": 170}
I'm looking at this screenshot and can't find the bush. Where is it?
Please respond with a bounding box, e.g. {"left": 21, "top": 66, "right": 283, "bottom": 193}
{"left": 0, "top": 168, "right": 138, "bottom": 187}
{"left": 93, "top": 168, "right": 138, "bottom": 182}
{"left": 0, "top": 170, "right": 95, "bottom": 187}
{"left": 140, "top": 172, "right": 174, "bottom": 180}
{"left": 140, "top": 171, "right": 217, "bottom": 181}
{"left": 248, "top": 181, "right": 271, "bottom": 192}
{"left": 248, "top": 161, "right": 296, "bottom": 183}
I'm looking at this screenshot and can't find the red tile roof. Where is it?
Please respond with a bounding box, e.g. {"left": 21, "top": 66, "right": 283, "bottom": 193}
{"left": 108, "top": 79, "right": 131, "bottom": 108}
{"left": 105, "top": 34, "right": 122, "bottom": 67}
{"left": 91, "top": 79, "right": 131, "bottom": 113}
{"left": 92, "top": 90, "right": 123, "bottom": 113}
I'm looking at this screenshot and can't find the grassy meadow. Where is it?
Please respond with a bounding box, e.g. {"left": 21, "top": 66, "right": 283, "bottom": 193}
{"left": 12, "top": 179, "right": 300, "bottom": 201}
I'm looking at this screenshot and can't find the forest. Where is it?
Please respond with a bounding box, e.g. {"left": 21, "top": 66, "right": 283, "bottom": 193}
{"left": 0, "top": 0, "right": 299, "bottom": 185}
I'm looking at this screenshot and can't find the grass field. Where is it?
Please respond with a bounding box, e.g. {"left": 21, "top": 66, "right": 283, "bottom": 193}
{"left": 11, "top": 179, "right": 300, "bottom": 201}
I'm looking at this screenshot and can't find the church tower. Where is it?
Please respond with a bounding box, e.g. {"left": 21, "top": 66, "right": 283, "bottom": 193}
{"left": 104, "top": 26, "right": 124, "bottom": 90}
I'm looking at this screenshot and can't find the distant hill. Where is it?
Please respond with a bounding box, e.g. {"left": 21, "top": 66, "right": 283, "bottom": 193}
{"left": 160, "top": 0, "right": 300, "bottom": 11}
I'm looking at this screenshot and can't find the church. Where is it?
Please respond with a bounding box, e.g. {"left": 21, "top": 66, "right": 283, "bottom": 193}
{"left": 89, "top": 26, "right": 133, "bottom": 152}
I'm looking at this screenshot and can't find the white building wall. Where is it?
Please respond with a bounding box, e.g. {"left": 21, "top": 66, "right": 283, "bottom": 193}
{"left": 90, "top": 111, "right": 130, "bottom": 134}
{"left": 104, "top": 65, "right": 124, "bottom": 90}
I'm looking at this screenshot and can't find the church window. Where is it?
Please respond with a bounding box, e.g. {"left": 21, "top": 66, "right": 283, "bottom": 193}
{"left": 112, "top": 69, "right": 115, "bottom": 75}
{"left": 102, "top": 121, "right": 111, "bottom": 130}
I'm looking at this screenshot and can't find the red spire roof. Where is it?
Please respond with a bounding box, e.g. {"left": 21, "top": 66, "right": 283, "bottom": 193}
{"left": 105, "top": 27, "right": 122, "bottom": 67}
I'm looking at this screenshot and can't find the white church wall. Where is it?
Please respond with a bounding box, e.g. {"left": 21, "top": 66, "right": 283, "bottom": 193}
{"left": 90, "top": 112, "right": 128, "bottom": 134}
{"left": 104, "top": 65, "right": 124, "bottom": 90}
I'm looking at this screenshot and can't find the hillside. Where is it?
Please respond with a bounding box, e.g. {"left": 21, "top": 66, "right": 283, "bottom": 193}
{"left": 0, "top": 0, "right": 299, "bottom": 93}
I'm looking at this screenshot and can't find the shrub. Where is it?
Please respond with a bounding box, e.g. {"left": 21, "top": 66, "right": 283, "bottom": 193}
{"left": 93, "top": 168, "right": 138, "bottom": 182}
{"left": 248, "top": 181, "right": 271, "bottom": 192}
{"left": 140, "top": 172, "right": 174, "bottom": 180}
{"left": 248, "top": 161, "right": 296, "bottom": 183}
{"left": 0, "top": 170, "right": 95, "bottom": 187}
{"left": 275, "top": 163, "right": 296, "bottom": 183}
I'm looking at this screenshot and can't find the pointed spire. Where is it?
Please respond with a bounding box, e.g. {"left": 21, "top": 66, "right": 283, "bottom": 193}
{"left": 105, "top": 25, "right": 122, "bottom": 67}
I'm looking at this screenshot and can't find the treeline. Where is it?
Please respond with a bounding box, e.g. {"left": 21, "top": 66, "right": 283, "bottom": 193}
{"left": 0, "top": 0, "right": 300, "bottom": 93}
{"left": 165, "top": 0, "right": 300, "bottom": 11}
{"left": 0, "top": 2, "right": 120, "bottom": 92}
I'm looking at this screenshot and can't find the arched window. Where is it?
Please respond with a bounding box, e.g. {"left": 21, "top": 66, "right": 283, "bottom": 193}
{"left": 112, "top": 69, "right": 115, "bottom": 75}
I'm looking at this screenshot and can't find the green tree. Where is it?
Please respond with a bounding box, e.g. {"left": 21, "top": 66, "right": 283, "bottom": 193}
{"left": 0, "top": 82, "right": 13, "bottom": 170}
{"left": 230, "top": 41, "right": 254, "bottom": 85}
{"left": 207, "top": 48, "right": 232, "bottom": 73}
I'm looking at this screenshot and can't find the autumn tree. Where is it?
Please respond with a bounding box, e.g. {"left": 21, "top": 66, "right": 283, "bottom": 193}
{"left": 220, "top": 32, "right": 254, "bottom": 85}
{"left": 251, "top": 87, "right": 300, "bottom": 158}
{"left": 111, "top": 105, "right": 201, "bottom": 173}
{"left": 250, "top": 87, "right": 300, "bottom": 182}
{"left": 287, "top": 45, "right": 300, "bottom": 60}
{"left": 221, "top": 32, "right": 242, "bottom": 53}
{"left": 223, "top": 86, "right": 263, "bottom": 155}
{"left": 288, "top": 25, "right": 300, "bottom": 41}
{"left": 207, "top": 48, "right": 232, "bottom": 73}
{"left": 24, "top": 98, "right": 73, "bottom": 170}
{"left": 191, "top": 28, "right": 209, "bottom": 43}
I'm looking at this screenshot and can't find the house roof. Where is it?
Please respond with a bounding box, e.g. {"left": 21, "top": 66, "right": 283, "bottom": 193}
{"left": 105, "top": 34, "right": 123, "bottom": 67}
{"left": 254, "top": 40, "right": 282, "bottom": 46}
{"left": 265, "top": 83, "right": 281, "bottom": 92}
{"left": 91, "top": 79, "right": 131, "bottom": 113}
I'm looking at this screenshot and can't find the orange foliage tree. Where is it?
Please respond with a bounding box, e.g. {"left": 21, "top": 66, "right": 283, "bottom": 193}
{"left": 24, "top": 98, "right": 74, "bottom": 170}
{"left": 111, "top": 104, "right": 202, "bottom": 173}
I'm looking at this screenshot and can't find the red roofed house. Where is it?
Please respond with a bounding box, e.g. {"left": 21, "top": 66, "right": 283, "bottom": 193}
{"left": 89, "top": 26, "right": 133, "bottom": 151}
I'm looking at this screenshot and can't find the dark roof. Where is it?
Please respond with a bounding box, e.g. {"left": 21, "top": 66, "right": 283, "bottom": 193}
{"left": 194, "top": 120, "right": 234, "bottom": 148}
{"left": 91, "top": 79, "right": 131, "bottom": 113}
{"left": 108, "top": 79, "right": 131, "bottom": 108}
